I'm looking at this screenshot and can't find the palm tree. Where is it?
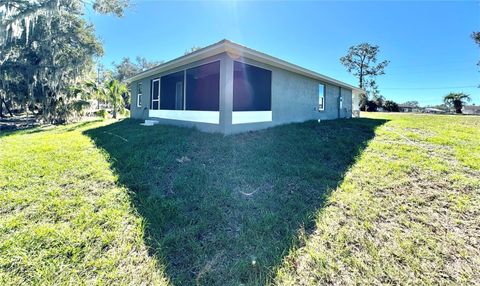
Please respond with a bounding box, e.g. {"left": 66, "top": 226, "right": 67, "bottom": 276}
{"left": 103, "top": 79, "right": 127, "bottom": 119}
{"left": 443, "top": 92, "right": 471, "bottom": 114}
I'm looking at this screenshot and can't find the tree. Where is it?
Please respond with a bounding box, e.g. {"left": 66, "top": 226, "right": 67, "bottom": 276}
{"left": 111, "top": 56, "right": 162, "bottom": 109}
{"left": 358, "top": 93, "right": 368, "bottom": 111}
{"left": 383, "top": 100, "right": 399, "bottom": 112}
{"left": 184, "top": 46, "right": 202, "bottom": 55}
{"left": 340, "top": 43, "right": 389, "bottom": 90}
{"left": 473, "top": 32, "right": 480, "bottom": 45}
{"left": 1, "top": 12, "right": 104, "bottom": 123}
{"left": 443, "top": 92, "right": 471, "bottom": 114}
{"left": 365, "top": 100, "right": 378, "bottom": 112}
{"left": 112, "top": 56, "right": 162, "bottom": 82}
{"left": 0, "top": 0, "right": 129, "bottom": 123}
{"left": 403, "top": 101, "right": 419, "bottom": 107}
{"left": 372, "top": 94, "right": 385, "bottom": 108}
{"left": 473, "top": 32, "right": 480, "bottom": 80}
{"left": 102, "top": 79, "right": 127, "bottom": 119}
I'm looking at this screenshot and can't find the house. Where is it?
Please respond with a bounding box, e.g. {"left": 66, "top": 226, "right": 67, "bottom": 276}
{"left": 398, "top": 104, "right": 421, "bottom": 113}
{"left": 462, "top": 105, "right": 480, "bottom": 115}
{"left": 424, "top": 107, "right": 445, "bottom": 114}
{"left": 126, "top": 40, "right": 363, "bottom": 134}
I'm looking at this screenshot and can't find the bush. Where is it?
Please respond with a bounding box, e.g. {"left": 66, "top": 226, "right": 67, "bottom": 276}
{"left": 95, "top": 109, "right": 108, "bottom": 119}
{"left": 365, "top": 100, "right": 378, "bottom": 112}
{"left": 383, "top": 100, "right": 400, "bottom": 112}
{"left": 121, "top": 109, "right": 130, "bottom": 117}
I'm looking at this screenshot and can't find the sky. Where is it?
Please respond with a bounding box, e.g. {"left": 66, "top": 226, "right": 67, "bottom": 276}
{"left": 86, "top": 0, "right": 480, "bottom": 106}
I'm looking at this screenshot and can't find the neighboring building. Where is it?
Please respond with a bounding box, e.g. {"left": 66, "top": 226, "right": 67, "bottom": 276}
{"left": 462, "top": 105, "right": 480, "bottom": 115}
{"left": 424, "top": 107, "right": 445, "bottom": 114}
{"left": 398, "top": 104, "right": 421, "bottom": 113}
{"left": 126, "top": 39, "right": 363, "bottom": 134}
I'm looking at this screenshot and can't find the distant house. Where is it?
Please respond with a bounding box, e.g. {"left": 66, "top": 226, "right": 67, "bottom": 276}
{"left": 462, "top": 105, "right": 480, "bottom": 115}
{"left": 126, "top": 39, "right": 363, "bottom": 134}
{"left": 424, "top": 107, "right": 445, "bottom": 114}
{"left": 398, "top": 104, "right": 421, "bottom": 113}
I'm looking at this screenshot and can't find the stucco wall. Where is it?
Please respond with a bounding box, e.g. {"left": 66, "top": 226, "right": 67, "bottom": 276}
{"left": 129, "top": 52, "right": 353, "bottom": 134}
{"left": 226, "top": 57, "right": 352, "bottom": 134}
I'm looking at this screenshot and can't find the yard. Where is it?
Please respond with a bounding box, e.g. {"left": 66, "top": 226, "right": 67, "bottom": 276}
{"left": 1, "top": 113, "right": 479, "bottom": 285}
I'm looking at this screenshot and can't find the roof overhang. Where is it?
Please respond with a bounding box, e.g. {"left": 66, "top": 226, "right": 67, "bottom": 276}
{"left": 125, "top": 39, "right": 364, "bottom": 93}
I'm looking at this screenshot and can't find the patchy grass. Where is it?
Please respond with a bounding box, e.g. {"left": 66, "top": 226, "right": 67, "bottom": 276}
{"left": 84, "top": 118, "right": 381, "bottom": 285}
{"left": 275, "top": 113, "right": 480, "bottom": 285}
{"left": 0, "top": 120, "right": 169, "bottom": 285}
{"left": 1, "top": 113, "right": 479, "bottom": 285}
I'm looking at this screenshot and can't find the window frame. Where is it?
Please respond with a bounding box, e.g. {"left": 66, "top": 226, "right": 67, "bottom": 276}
{"left": 185, "top": 61, "right": 221, "bottom": 111}
{"left": 232, "top": 61, "right": 272, "bottom": 112}
{"left": 136, "top": 82, "right": 142, "bottom": 108}
{"left": 154, "top": 60, "right": 220, "bottom": 111}
{"left": 151, "top": 78, "right": 160, "bottom": 110}
{"left": 318, "top": 83, "right": 326, "bottom": 111}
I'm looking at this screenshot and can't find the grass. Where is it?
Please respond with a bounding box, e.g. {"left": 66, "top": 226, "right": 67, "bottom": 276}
{"left": 1, "top": 113, "right": 479, "bottom": 285}
{"left": 275, "top": 113, "right": 480, "bottom": 285}
{"left": 0, "top": 121, "right": 168, "bottom": 285}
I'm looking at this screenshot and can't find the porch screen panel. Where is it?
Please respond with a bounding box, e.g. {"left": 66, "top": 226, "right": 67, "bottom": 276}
{"left": 186, "top": 61, "right": 220, "bottom": 111}
{"left": 160, "top": 71, "right": 184, "bottom": 110}
{"left": 233, "top": 62, "right": 272, "bottom": 111}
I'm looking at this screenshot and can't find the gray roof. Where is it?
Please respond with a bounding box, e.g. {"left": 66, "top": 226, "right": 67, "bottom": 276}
{"left": 463, "top": 105, "right": 480, "bottom": 111}
{"left": 125, "top": 39, "right": 363, "bottom": 92}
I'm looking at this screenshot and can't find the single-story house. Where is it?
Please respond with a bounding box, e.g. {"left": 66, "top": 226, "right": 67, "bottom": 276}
{"left": 398, "top": 104, "right": 421, "bottom": 113}
{"left": 462, "top": 105, "right": 480, "bottom": 115}
{"left": 424, "top": 107, "right": 445, "bottom": 114}
{"left": 126, "top": 39, "right": 363, "bottom": 134}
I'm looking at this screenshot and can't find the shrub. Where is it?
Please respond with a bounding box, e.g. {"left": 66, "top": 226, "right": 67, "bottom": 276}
{"left": 95, "top": 109, "right": 109, "bottom": 119}
{"left": 384, "top": 100, "right": 400, "bottom": 112}
{"left": 365, "top": 100, "right": 378, "bottom": 112}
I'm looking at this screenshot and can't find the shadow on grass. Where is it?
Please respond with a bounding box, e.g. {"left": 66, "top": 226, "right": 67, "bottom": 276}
{"left": 84, "top": 118, "right": 387, "bottom": 285}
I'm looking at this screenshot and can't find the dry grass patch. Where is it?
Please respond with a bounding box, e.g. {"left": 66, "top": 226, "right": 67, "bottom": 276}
{"left": 274, "top": 113, "right": 480, "bottom": 285}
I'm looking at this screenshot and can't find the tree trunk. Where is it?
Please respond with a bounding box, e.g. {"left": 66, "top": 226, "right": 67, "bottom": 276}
{"left": 0, "top": 94, "right": 3, "bottom": 118}
{"left": 0, "top": 93, "right": 14, "bottom": 117}
{"left": 112, "top": 103, "right": 117, "bottom": 119}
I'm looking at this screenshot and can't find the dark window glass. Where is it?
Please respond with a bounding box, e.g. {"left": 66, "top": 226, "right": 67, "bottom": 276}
{"left": 152, "top": 80, "right": 159, "bottom": 100}
{"left": 233, "top": 62, "right": 272, "bottom": 111}
{"left": 160, "top": 71, "right": 184, "bottom": 110}
{"left": 186, "top": 61, "right": 220, "bottom": 111}
{"left": 152, "top": 101, "right": 159, "bottom": 110}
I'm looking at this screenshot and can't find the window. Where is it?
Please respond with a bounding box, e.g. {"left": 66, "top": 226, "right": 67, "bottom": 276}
{"left": 318, "top": 84, "right": 325, "bottom": 111}
{"left": 339, "top": 95, "right": 343, "bottom": 109}
{"left": 151, "top": 79, "right": 160, "bottom": 110}
{"left": 233, "top": 62, "right": 272, "bottom": 111}
{"left": 160, "top": 71, "right": 185, "bottom": 110}
{"left": 136, "top": 82, "right": 142, "bottom": 107}
{"left": 186, "top": 61, "right": 220, "bottom": 111}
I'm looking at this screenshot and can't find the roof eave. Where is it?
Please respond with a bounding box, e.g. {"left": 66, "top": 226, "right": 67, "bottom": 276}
{"left": 126, "top": 40, "right": 361, "bottom": 92}
{"left": 224, "top": 41, "right": 360, "bottom": 91}
{"left": 125, "top": 41, "right": 227, "bottom": 83}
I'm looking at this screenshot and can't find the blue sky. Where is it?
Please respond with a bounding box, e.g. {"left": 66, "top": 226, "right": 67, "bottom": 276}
{"left": 86, "top": 1, "right": 480, "bottom": 106}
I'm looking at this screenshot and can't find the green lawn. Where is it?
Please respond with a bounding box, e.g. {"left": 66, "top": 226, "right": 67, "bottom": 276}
{"left": 1, "top": 113, "right": 479, "bottom": 285}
